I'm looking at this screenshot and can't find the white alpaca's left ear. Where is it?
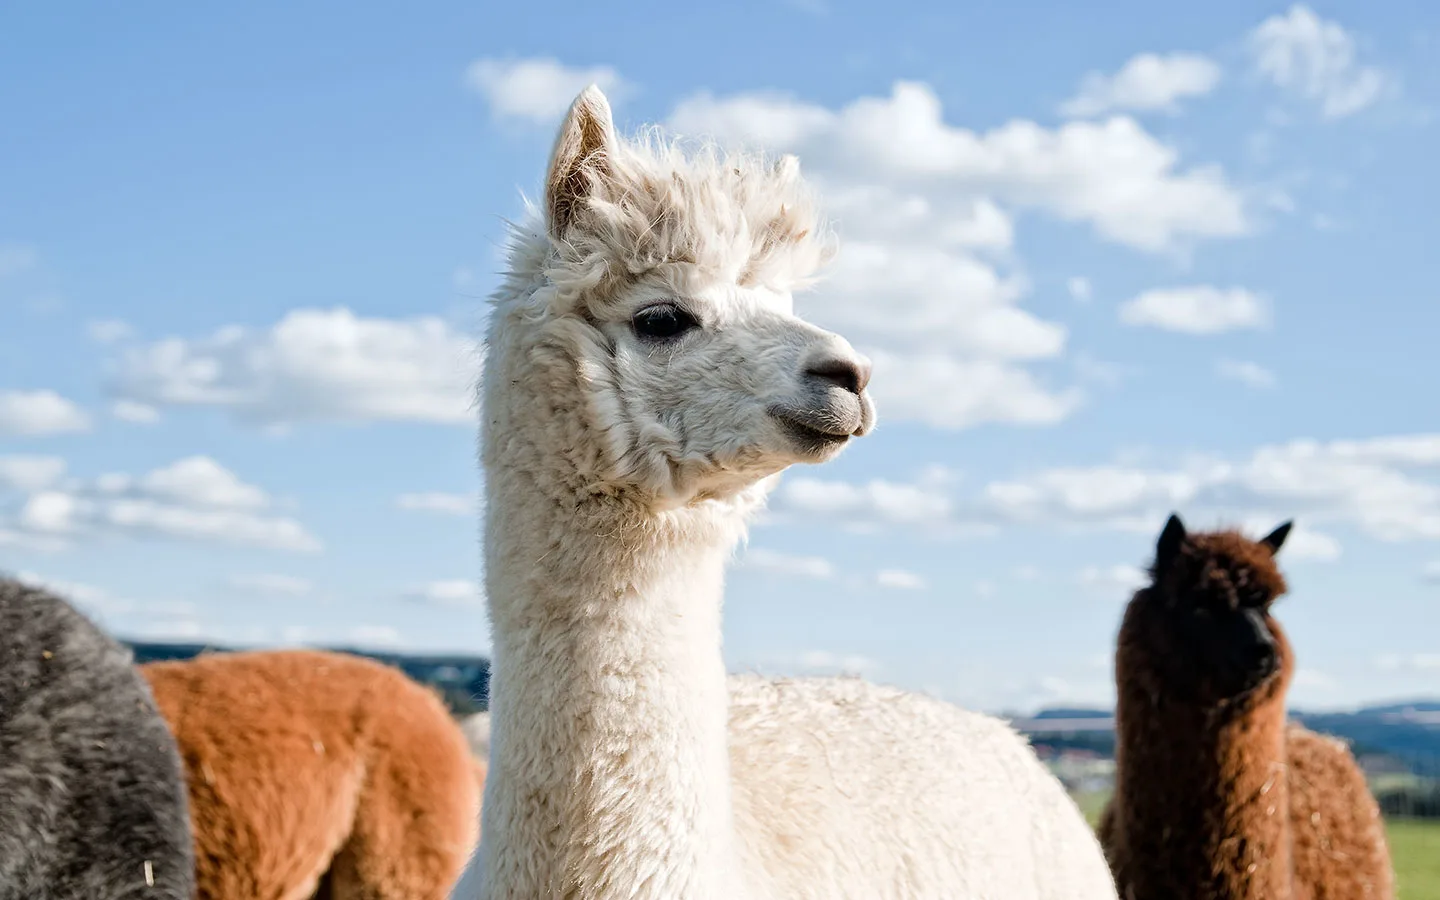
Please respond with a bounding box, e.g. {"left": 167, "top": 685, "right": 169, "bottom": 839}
{"left": 546, "top": 84, "right": 616, "bottom": 240}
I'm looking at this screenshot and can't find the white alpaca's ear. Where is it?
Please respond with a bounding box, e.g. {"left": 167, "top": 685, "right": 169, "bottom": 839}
{"left": 546, "top": 85, "right": 616, "bottom": 240}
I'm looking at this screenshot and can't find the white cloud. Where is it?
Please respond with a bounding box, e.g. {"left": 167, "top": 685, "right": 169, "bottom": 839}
{"left": 465, "top": 57, "right": 629, "bottom": 124}
{"left": 109, "top": 307, "right": 478, "bottom": 428}
{"left": 0, "top": 390, "right": 91, "bottom": 437}
{"left": 0, "top": 243, "right": 37, "bottom": 278}
{"left": 1077, "top": 564, "right": 1149, "bottom": 594}
{"left": 1216, "top": 358, "right": 1278, "bottom": 389}
{"left": 775, "top": 474, "right": 954, "bottom": 527}
{"left": 1119, "top": 286, "right": 1271, "bottom": 334}
{"left": 1061, "top": 53, "right": 1222, "bottom": 117}
{"left": 137, "top": 456, "right": 270, "bottom": 509}
{"left": 822, "top": 187, "right": 1016, "bottom": 253}
{"left": 111, "top": 400, "right": 161, "bottom": 423}
{"left": 0, "top": 456, "right": 67, "bottom": 492}
{"left": 13, "top": 571, "right": 135, "bottom": 617}
{"left": 1229, "top": 515, "right": 1341, "bottom": 564}
{"left": 86, "top": 319, "right": 135, "bottom": 344}
{"left": 1067, "top": 277, "right": 1093, "bottom": 303}
{"left": 738, "top": 548, "right": 835, "bottom": 580}
{"left": 1422, "top": 561, "right": 1440, "bottom": 583}
{"left": 397, "top": 491, "right": 475, "bottom": 516}
{"left": 404, "top": 579, "right": 485, "bottom": 609}
{"left": 821, "top": 244, "right": 1058, "bottom": 360}
{"left": 344, "top": 624, "right": 406, "bottom": 649}
{"left": 0, "top": 455, "right": 321, "bottom": 552}
{"left": 229, "top": 573, "right": 313, "bottom": 597}
{"left": 12, "top": 572, "right": 198, "bottom": 625}
{"left": 1249, "top": 5, "right": 1391, "bottom": 119}
{"left": 1276, "top": 527, "right": 1342, "bottom": 561}
{"left": 670, "top": 81, "right": 1249, "bottom": 252}
{"left": 1291, "top": 668, "right": 1336, "bottom": 690}
{"left": 867, "top": 352, "right": 1084, "bottom": 431}
{"left": 875, "top": 569, "right": 926, "bottom": 590}
{"left": 984, "top": 434, "right": 1440, "bottom": 543}
{"left": 776, "top": 433, "right": 1439, "bottom": 550}
{"left": 19, "top": 491, "right": 79, "bottom": 532}
{"left": 1375, "top": 653, "right": 1440, "bottom": 672}
{"left": 127, "top": 618, "right": 208, "bottom": 642}
{"left": 984, "top": 463, "right": 1216, "bottom": 529}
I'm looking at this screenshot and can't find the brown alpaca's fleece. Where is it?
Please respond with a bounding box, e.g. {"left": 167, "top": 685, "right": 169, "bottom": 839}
{"left": 1100, "top": 527, "right": 1393, "bottom": 900}
{"left": 1288, "top": 726, "right": 1393, "bottom": 900}
{"left": 141, "top": 649, "right": 484, "bottom": 900}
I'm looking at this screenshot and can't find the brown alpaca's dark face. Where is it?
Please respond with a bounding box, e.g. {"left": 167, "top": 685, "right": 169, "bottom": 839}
{"left": 1123, "top": 514, "right": 1295, "bottom": 705}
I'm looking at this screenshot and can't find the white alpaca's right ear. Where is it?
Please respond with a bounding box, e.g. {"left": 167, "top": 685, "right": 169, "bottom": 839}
{"left": 546, "top": 85, "right": 616, "bottom": 240}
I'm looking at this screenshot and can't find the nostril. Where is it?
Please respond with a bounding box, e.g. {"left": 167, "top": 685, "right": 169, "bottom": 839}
{"left": 805, "top": 356, "right": 871, "bottom": 395}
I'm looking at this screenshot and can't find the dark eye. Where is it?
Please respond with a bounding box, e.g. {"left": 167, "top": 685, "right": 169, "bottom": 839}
{"left": 632, "top": 303, "right": 699, "bottom": 341}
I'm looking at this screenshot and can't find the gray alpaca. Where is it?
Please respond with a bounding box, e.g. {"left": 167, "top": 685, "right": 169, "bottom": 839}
{"left": 0, "top": 577, "right": 195, "bottom": 899}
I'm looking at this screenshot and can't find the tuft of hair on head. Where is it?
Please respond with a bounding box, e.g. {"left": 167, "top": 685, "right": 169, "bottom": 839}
{"left": 524, "top": 85, "right": 835, "bottom": 307}
{"left": 1146, "top": 511, "right": 1295, "bottom": 608}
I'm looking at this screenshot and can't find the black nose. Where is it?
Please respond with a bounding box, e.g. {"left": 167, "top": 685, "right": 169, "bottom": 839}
{"left": 804, "top": 355, "right": 872, "bottom": 395}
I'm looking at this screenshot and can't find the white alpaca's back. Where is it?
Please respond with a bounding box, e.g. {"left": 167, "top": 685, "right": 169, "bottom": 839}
{"left": 725, "top": 676, "right": 1113, "bottom": 899}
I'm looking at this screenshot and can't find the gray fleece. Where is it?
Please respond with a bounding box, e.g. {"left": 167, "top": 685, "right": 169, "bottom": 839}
{"left": 0, "top": 577, "right": 195, "bottom": 899}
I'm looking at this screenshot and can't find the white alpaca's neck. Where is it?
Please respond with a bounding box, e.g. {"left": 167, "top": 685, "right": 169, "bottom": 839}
{"left": 479, "top": 471, "right": 744, "bottom": 899}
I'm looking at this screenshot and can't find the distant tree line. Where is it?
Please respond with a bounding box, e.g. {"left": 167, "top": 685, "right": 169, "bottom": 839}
{"left": 1375, "top": 784, "right": 1440, "bottom": 819}
{"left": 125, "top": 641, "right": 492, "bottom": 715}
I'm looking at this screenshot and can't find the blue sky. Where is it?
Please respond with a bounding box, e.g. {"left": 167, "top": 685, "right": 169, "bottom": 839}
{"left": 1, "top": 1, "right": 1436, "bottom": 713}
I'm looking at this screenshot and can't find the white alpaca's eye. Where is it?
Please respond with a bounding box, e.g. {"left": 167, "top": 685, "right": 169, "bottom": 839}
{"left": 632, "top": 303, "right": 699, "bottom": 341}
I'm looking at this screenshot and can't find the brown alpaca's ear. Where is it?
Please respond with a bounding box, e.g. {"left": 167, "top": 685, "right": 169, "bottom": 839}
{"left": 1261, "top": 520, "right": 1293, "bottom": 554}
{"left": 1156, "top": 513, "right": 1187, "bottom": 572}
{"left": 545, "top": 84, "right": 616, "bottom": 241}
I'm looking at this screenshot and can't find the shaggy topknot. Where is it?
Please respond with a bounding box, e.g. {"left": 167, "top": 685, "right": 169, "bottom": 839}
{"left": 498, "top": 125, "right": 835, "bottom": 316}
{"left": 1152, "top": 527, "right": 1290, "bottom": 606}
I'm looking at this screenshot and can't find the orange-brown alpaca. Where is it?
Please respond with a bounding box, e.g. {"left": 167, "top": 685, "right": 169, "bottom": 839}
{"left": 141, "top": 649, "right": 484, "bottom": 900}
{"left": 1099, "top": 513, "right": 1393, "bottom": 900}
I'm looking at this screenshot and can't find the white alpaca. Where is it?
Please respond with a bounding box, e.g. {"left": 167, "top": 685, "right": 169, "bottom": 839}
{"left": 470, "top": 85, "right": 1118, "bottom": 900}
{"left": 460, "top": 711, "right": 491, "bottom": 758}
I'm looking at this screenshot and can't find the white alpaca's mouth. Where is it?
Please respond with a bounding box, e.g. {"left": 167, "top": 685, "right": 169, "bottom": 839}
{"left": 767, "top": 398, "right": 871, "bottom": 458}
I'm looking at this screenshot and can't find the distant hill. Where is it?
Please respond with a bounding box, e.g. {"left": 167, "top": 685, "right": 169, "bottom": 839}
{"left": 1014, "top": 701, "right": 1440, "bottom": 778}
{"left": 1030, "top": 707, "right": 1112, "bottom": 720}
{"left": 125, "top": 640, "right": 492, "bottom": 715}
{"left": 121, "top": 638, "right": 1440, "bottom": 777}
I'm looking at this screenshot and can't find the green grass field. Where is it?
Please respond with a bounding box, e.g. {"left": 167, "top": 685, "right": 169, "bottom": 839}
{"left": 1388, "top": 818, "right": 1440, "bottom": 900}
{"left": 1072, "top": 792, "right": 1440, "bottom": 899}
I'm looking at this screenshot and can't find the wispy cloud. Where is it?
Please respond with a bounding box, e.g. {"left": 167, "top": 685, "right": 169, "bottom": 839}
{"left": 1248, "top": 5, "right": 1393, "bottom": 118}
{"left": 465, "top": 58, "right": 630, "bottom": 124}
{"left": 1061, "top": 53, "right": 1222, "bottom": 118}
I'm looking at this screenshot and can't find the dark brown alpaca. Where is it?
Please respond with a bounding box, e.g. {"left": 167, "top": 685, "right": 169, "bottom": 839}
{"left": 1099, "top": 514, "right": 1393, "bottom": 900}
{"left": 142, "top": 649, "right": 483, "bottom": 900}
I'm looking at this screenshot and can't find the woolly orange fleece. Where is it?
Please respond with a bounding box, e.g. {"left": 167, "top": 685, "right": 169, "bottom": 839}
{"left": 142, "top": 649, "right": 483, "bottom": 900}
